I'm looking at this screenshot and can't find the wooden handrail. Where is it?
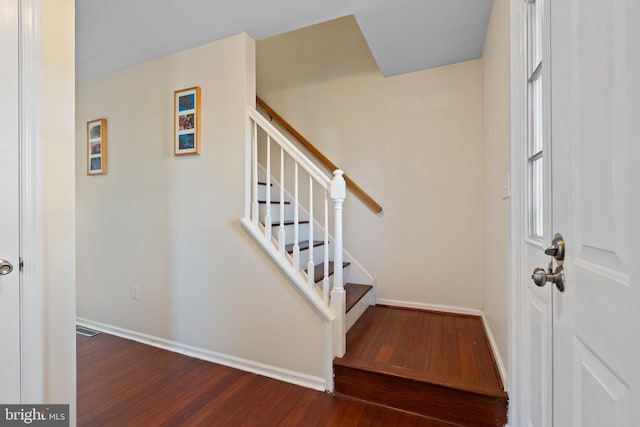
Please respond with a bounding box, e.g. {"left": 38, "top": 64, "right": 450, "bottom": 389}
{"left": 256, "top": 96, "right": 383, "bottom": 214}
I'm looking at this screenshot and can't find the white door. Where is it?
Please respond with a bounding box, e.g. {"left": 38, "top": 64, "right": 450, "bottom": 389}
{"left": 518, "top": 0, "right": 639, "bottom": 425}
{"left": 0, "top": 0, "right": 21, "bottom": 403}
{"left": 550, "top": 0, "right": 640, "bottom": 425}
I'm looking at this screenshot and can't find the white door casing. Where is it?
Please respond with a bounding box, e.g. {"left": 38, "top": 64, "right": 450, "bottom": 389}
{"left": 550, "top": 0, "right": 640, "bottom": 425}
{"left": 0, "top": 0, "right": 22, "bottom": 403}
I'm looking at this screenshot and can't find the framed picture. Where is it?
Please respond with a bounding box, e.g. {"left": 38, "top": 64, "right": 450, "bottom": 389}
{"left": 174, "top": 86, "right": 201, "bottom": 156}
{"left": 87, "top": 118, "right": 107, "bottom": 175}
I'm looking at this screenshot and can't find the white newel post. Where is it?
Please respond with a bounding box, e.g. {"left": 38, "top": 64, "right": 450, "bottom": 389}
{"left": 330, "top": 170, "right": 346, "bottom": 357}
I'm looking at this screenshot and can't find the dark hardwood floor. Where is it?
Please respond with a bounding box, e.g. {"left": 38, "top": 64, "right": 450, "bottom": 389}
{"left": 77, "top": 332, "right": 453, "bottom": 426}
{"left": 333, "top": 306, "right": 508, "bottom": 426}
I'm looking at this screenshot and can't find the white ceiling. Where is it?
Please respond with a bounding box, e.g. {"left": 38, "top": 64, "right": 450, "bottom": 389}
{"left": 76, "top": 0, "right": 494, "bottom": 82}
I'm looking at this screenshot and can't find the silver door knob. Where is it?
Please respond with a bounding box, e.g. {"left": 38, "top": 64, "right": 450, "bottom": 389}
{"left": 531, "top": 265, "right": 566, "bottom": 292}
{"left": 0, "top": 259, "right": 13, "bottom": 275}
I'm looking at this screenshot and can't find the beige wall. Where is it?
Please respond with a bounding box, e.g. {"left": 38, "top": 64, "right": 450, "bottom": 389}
{"left": 257, "top": 17, "right": 484, "bottom": 310}
{"left": 43, "top": 0, "right": 76, "bottom": 422}
{"left": 75, "top": 34, "right": 325, "bottom": 380}
{"left": 482, "top": 0, "right": 511, "bottom": 380}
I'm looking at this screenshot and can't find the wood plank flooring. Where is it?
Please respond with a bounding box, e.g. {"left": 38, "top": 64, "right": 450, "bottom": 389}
{"left": 333, "top": 306, "right": 508, "bottom": 426}
{"left": 77, "top": 333, "right": 453, "bottom": 426}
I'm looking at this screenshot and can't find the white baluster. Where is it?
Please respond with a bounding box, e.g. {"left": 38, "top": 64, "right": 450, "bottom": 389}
{"left": 252, "top": 120, "right": 258, "bottom": 225}
{"left": 323, "top": 192, "right": 329, "bottom": 305}
{"left": 279, "top": 147, "right": 285, "bottom": 253}
{"left": 293, "top": 163, "right": 300, "bottom": 270}
{"left": 330, "top": 170, "right": 346, "bottom": 357}
{"left": 265, "top": 134, "right": 272, "bottom": 241}
{"left": 307, "top": 176, "right": 315, "bottom": 289}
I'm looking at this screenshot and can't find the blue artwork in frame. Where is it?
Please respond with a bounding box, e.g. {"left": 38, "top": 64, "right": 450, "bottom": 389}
{"left": 178, "top": 94, "right": 195, "bottom": 111}
{"left": 178, "top": 134, "right": 195, "bottom": 150}
{"left": 174, "top": 86, "right": 201, "bottom": 156}
{"left": 87, "top": 118, "right": 107, "bottom": 175}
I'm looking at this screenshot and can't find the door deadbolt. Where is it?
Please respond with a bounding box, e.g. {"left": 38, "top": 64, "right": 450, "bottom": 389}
{"left": 0, "top": 259, "right": 13, "bottom": 275}
{"left": 544, "top": 233, "right": 566, "bottom": 263}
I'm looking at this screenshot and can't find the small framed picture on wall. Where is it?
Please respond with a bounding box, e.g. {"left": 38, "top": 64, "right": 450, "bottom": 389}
{"left": 87, "top": 118, "right": 107, "bottom": 175}
{"left": 174, "top": 86, "right": 201, "bottom": 156}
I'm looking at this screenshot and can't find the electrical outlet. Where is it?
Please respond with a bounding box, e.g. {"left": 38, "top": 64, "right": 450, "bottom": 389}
{"left": 132, "top": 286, "right": 140, "bottom": 300}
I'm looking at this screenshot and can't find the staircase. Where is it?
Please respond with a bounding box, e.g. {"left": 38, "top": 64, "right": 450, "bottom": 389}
{"left": 254, "top": 177, "right": 374, "bottom": 333}
{"left": 242, "top": 100, "right": 508, "bottom": 425}
{"left": 241, "top": 104, "right": 376, "bottom": 391}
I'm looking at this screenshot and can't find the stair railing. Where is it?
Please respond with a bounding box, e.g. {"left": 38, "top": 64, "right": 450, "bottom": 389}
{"left": 256, "top": 97, "right": 382, "bottom": 214}
{"left": 242, "top": 105, "right": 347, "bottom": 358}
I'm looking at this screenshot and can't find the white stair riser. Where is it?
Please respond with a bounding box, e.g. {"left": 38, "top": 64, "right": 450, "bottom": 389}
{"left": 256, "top": 182, "right": 294, "bottom": 202}
{"left": 311, "top": 273, "right": 336, "bottom": 297}
{"left": 258, "top": 203, "right": 295, "bottom": 223}
{"left": 297, "top": 244, "right": 330, "bottom": 267}
{"left": 256, "top": 184, "right": 271, "bottom": 202}
{"left": 346, "top": 287, "right": 375, "bottom": 331}
{"left": 256, "top": 179, "right": 288, "bottom": 202}
{"left": 269, "top": 222, "right": 309, "bottom": 245}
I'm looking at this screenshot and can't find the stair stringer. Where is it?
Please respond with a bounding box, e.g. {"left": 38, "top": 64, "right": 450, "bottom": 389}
{"left": 240, "top": 217, "right": 336, "bottom": 392}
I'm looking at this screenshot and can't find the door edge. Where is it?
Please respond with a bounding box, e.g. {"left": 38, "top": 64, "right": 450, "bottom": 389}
{"left": 19, "top": 0, "right": 44, "bottom": 404}
{"left": 508, "top": 0, "right": 528, "bottom": 425}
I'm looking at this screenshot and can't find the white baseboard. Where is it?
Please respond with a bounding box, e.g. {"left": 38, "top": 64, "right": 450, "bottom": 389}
{"left": 76, "top": 317, "right": 327, "bottom": 392}
{"left": 481, "top": 315, "right": 509, "bottom": 391}
{"left": 375, "top": 298, "right": 483, "bottom": 317}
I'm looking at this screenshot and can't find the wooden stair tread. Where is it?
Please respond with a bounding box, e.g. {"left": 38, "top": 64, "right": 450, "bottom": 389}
{"left": 267, "top": 220, "right": 310, "bottom": 227}
{"left": 284, "top": 240, "right": 324, "bottom": 254}
{"left": 305, "top": 261, "right": 350, "bottom": 283}
{"left": 345, "top": 283, "right": 373, "bottom": 313}
{"left": 258, "top": 200, "right": 291, "bottom": 204}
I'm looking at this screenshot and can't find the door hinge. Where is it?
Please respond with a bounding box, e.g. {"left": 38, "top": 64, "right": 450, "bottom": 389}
{"left": 19, "top": 257, "right": 24, "bottom": 271}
